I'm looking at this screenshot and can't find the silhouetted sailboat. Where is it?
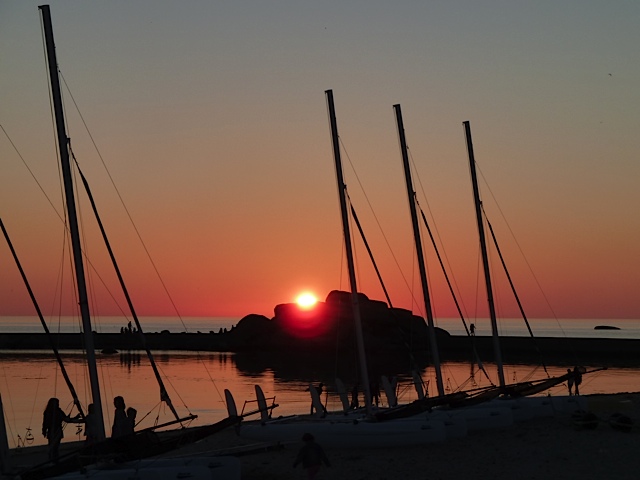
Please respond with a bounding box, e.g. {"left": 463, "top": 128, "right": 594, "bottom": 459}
{"left": 4, "top": 6, "right": 241, "bottom": 479}
{"left": 228, "top": 90, "right": 450, "bottom": 447}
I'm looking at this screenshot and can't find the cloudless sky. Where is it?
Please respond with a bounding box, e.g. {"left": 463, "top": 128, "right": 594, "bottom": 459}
{"left": 1, "top": 1, "right": 639, "bottom": 322}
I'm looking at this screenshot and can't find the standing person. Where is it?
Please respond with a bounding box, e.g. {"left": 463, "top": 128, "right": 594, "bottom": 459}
{"left": 112, "top": 396, "right": 129, "bottom": 438}
{"left": 293, "top": 433, "right": 330, "bottom": 479}
{"left": 369, "top": 378, "right": 380, "bottom": 407}
{"left": 82, "top": 403, "right": 100, "bottom": 445}
{"left": 42, "top": 398, "right": 78, "bottom": 463}
{"left": 567, "top": 369, "right": 575, "bottom": 395}
{"left": 573, "top": 366, "right": 583, "bottom": 396}
{"left": 349, "top": 384, "right": 359, "bottom": 410}
{"left": 309, "top": 383, "right": 326, "bottom": 415}
{"left": 126, "top": 407, "right": 137, "bottom": 435}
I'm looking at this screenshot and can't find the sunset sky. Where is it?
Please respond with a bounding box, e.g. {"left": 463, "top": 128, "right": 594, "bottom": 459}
{"left": 1, "top": 1, "right": 639, "bottom": 322}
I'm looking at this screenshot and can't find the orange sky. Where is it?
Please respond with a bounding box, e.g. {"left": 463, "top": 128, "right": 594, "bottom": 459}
{"left": 1, "top": 2, "right": 639, "bottom": 321}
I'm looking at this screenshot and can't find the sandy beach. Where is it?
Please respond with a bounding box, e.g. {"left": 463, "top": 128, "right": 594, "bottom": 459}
{"left": 192, "top": 392, "right": 640, "bottom": 480}
{"left": 6, "top": 392, "right": 639, "bottom": 479}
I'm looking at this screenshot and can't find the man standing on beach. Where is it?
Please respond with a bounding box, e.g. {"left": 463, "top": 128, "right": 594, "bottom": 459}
{"left": 567, "top": 368, "right": 575, "bottom": 395}
{"left": 293, "top": 432, "right": 331, "bottom": 479}
{"left": 573, "top": 366, "right": 583, "bottom": 395}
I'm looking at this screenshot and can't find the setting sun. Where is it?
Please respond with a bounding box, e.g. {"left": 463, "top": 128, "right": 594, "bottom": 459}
{"left": 295, "top": 292, "right": 318, "bottom": 309}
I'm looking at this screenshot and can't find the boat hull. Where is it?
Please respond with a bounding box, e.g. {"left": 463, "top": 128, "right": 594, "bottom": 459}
{"left": 239, "top": 417, "right": 447, "bottom": 448}
{"left": 50, "top": 456, "right": 241, "bottom": 480}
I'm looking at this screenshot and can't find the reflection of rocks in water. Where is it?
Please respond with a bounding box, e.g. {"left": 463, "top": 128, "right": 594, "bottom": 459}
{"left": 157, "top": 353, "right": 171, "bottom": 364}
{"left": 119, "top": 352, "right": 141, "bottom": 370}
{"left": 233, "top": 350, "right": 430, "bottom": 384}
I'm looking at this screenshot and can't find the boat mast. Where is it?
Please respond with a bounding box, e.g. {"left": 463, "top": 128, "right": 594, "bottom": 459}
{"left": 463, "top": 120, "right": 505, "bottom": 388}
{"left": 393, "top": 105, "right": 445, "bottom": 397}
{"left": 1, "top": 219, "right": 86, "bottom": 417}
{"left": 325, "top": 89, "right": 373, "bottom": 414}
{"left": 39, "top": 4, "right": 106, "bottom": 440}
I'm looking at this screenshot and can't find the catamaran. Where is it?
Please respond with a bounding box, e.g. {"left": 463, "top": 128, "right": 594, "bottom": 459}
{"left": 1, "top": 6, "right": 241, "bottom": 479}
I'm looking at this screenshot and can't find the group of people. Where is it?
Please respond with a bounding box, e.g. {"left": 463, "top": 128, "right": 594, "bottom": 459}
{"left": 42, "top": 395, "right": 137, "bottom": 463}
{"left": 120, "top": 321, "right": 138, "bottom": 334}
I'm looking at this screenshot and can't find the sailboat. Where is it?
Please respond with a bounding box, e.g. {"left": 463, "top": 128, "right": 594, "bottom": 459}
{"left": 459, "top": 120, "right": 587, "bottom": 418}
{"left": 226, "top": 90, "right": 451, "bottom": 447}
{"left": 3, "top": 6, "right": 241, "bottom": 479}
{"left": 375, "top": 115, "right": 586, "bottom": 424}
{"left": 376, "top": 104, "right": 513, "bottom": 432}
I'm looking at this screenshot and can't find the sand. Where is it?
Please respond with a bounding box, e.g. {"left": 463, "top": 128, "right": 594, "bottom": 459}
{"left": 183, "top": 392, "right": 640, "bottom": 480}
{"left": 7, "top": 393, "right": 639, "bottom": 479}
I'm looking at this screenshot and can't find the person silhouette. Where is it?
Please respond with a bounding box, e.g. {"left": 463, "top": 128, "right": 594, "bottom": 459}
{"left": 293, "top": 432, "right": 330, "bottom": 479}
{"left": 350, "top": 384, "right": 359, "bottom": 410}
{"left": 112, "top": 396, "right": 130, "bottom": 438}
{"left": 573, "top": 366, "right": 583, "bottom": 395}
{"left": 126, "top": 407, "right": 137, "bottom": 434}
{"left": 82, "top": 403, "right": 100, "bottom": 445}
{"left": 309, "top": 383, "right": 326, "bottom": 415}
{"left": 369, "top": 379, "right": 380, "bottom": 407}
{"left": 567, "top": 368, "right": 575, "bottom": 395}
{"left": 42, "top": 398, "right": 80, "bottom": 463}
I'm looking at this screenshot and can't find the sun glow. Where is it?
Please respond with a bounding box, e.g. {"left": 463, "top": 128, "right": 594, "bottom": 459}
{"left": 295, "top": 292, "right": 318, "bottom": 309}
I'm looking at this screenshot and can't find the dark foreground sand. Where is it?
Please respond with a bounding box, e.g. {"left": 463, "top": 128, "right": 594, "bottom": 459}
{"left": 181, "top": 392, "right": 640, "bottom": 480}
{"left": 7, "top": 393, "right": 639, "bottom": 479}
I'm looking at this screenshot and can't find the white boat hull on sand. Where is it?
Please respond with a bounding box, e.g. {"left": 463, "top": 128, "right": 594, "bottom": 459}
{"left": 390, "top": 411, "right": 469, "bottom": 438}
{"left": 440, "top": 406, "right": 514, "bottom": 431}
{"left": 239, "top": 417, "right": 447, "bottom": 448}
{"left": 468, "top": 395, "right": 587, "bottom": 422}
{"left": 50, "top": 456, "right": 241, "bottom": 480}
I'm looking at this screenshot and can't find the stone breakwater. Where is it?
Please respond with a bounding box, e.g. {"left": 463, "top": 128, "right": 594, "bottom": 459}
{"left": 0, "top": 331, "right": 638, "bottom": 366}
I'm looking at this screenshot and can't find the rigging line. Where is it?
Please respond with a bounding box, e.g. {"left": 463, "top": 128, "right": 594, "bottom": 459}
{"left": 338, "top": 137, "right": 417, "bottom": 302}
{"left": 348, "top": 203, "right": 392, "bottom": 306}
{"left": 348, "top": 201, "right": 422, "bottom": 372}
{"left": 58, "top": 73, "right": 186, "bottom": 329}
{"left": 71, "top": 155, "right": 185, "bottom": 424}
{"left": 482, "top": 206, "right": 550, "bottom": 375}
{"left": 417, "top": 204, "right": 493, "bottom": 385}
{"left": 194, "top": 353, "right": 225, "bottom": 405}
{"left": 406, "top": 146, "right": 470, "bottom": 321}
{"left": 416, "top": 204, "right": 470, "bottom": 334}
{"left": 474, "top": 164, "right": 566, "bottom": 333}
{"left": 0, "top": 125, "right": 67, "bottom": 225}
{"left": 2, "top": 370, "right": 19, "bottom": 448}
{"left": 0, "top": 219, "right": 86, "bottom": 418}
{"left": 1, "top": 129, "right": 128, "bottom": 326}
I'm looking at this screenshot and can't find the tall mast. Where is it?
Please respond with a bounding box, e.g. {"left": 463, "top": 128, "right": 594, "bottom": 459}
{"left": 393, "top": 105, "right": 444, "bottom": 397}
{"left": 39, "top": 4, "right": 106, "bottom": 440}
{"left": 463, "top": 120, "right": 505, "bottom": 388}
{"left": 325, "top": 90, "right": 372, "bottom": 414}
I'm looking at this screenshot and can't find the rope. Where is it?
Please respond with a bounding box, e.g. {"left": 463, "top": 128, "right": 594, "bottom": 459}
{"left": 59, "top": 72, "right": 188, "bottom": 330}
{"left": 339, "top": 137, "right": 419, "bottom": 305}
{"left": 57, "top": 74, "right": 228, "bottom": 409}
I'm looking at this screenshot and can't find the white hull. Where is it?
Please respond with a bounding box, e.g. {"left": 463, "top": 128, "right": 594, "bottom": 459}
{"left": 51, "top": 456, "right": 241, "bottom": 480}
{"left": 390, "top": 410, "right": 468, "bottom": 438}
{"left": 239, "top": 417, "right": 447, "bottom": 448}
{"left": 469, "top": 395, "right": 587, "bottom": 422}
{"left": 440, "top": 405, "right": 514, "bottom": 431}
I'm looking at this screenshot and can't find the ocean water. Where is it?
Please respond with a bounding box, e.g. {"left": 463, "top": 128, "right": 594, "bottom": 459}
{"left": 0, "top": 316, "right": 638, "bottom": 449}
{"left": 1, "top": 316, "right": 639, "bottom": 338}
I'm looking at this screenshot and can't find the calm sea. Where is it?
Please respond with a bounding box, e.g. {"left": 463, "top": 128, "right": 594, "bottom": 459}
{"left": 1, "top": 316, "right": 639, "bottom": 338}
{"left": 1, "top": 316, "right": 638, "bottom": 449}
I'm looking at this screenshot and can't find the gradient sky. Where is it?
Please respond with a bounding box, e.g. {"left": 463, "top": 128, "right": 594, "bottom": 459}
{"left": 1, "top": 1, "right": 639, "bottom": 321}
